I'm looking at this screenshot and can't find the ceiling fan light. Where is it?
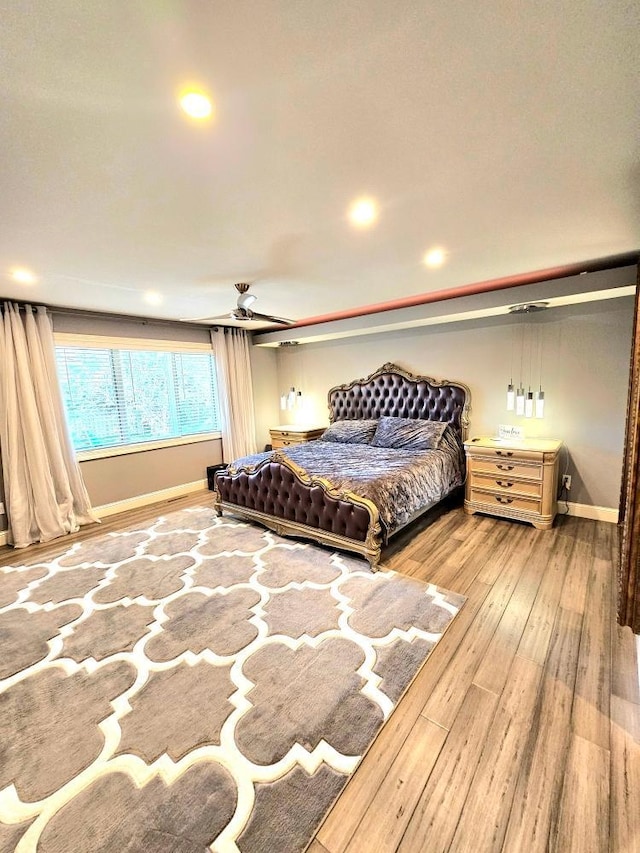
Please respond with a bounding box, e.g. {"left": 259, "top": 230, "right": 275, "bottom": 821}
{"left": 237, "top": 292, "right": 257, "bottom": 311}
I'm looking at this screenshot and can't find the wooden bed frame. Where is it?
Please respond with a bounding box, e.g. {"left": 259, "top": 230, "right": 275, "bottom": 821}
{"left": 213, "top": 363, "right": 470, "bottom": 568}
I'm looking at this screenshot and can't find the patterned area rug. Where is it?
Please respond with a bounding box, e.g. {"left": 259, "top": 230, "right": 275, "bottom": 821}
{"left": 0, "top": 505, "right": 465, "bottom": 853}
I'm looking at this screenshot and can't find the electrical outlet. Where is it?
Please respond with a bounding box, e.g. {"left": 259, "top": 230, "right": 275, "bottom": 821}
{"left": 561, "top": 474, "right": 572, "bottom": 491}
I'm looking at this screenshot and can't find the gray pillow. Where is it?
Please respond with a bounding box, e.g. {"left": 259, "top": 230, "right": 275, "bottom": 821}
{"left": 320, "top": 419, "right": 379, "bottom": 444}
{"left": 371, "top": 417, "right": 449, "bottom": 450}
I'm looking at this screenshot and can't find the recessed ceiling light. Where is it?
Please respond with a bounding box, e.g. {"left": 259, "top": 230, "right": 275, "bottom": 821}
{"left": 9, "top": 266, "right": 38, "bottom": 284}
{"left": 179, "top": 89, "right": 213, "bottom": 121}
{"left": 348, "top": 197, "right": 378, "bottom": 228}
{"left": 423, "top": 247, "right": 446, "bottom": 268}
{"left": 144, "top": 290, "right": 163, "bottom": 305}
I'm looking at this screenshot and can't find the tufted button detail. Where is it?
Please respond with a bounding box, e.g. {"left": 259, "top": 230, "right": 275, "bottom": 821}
{"left": 329, "top": 367, "right": 465, "bottom": 435}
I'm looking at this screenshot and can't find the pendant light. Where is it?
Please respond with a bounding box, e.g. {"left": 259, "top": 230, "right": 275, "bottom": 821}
{"left": 278, "top": 342, "right": 304, "bottom": 417}
{"left": 535, "top": 323, "right": 545, "bottom": 418}
{"left": 525, "top": 390, "right": 534, "bottom": 418}
{"left": 516, "top": 315, "right": 526, "bottom": 415}
{"left": 507, "top": 302, "right": 549, "bottom": 418}
{"left": 525, "top": 323, "right": 534, "bottom": 418}
{"left": 280, "top": 386, "right": 300, "bottom": 410}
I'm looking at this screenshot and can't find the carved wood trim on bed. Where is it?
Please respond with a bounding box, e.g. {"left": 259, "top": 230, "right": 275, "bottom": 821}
{"left": 328, "top": 362, "right": 470, "bottom": 438}
{"left": 214, "top": 452, "right": 383, "bottom": 565}
{"left": 213, "top": 363, "right": 470, "bottom": 569}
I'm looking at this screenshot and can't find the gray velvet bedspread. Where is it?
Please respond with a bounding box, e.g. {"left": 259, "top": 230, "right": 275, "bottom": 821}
{"left": 228, "top": 434, "right": 464, "bottom": 536}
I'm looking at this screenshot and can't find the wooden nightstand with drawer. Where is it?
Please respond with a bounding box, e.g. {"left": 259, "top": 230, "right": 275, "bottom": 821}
{"left": 464, "top": 436, "right": 562, "bottom": 529}
{"left": 270, "top": 425, "right": 325, "bottom": 449}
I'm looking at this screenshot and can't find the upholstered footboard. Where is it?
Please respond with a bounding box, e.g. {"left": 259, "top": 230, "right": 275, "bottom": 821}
{"left": 213, "top": 452, "right": 383, "bottom": 568}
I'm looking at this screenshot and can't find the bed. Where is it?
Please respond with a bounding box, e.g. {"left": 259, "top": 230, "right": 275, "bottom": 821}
{"left": 213, "top": 363, "right": 471, "bottom": 568}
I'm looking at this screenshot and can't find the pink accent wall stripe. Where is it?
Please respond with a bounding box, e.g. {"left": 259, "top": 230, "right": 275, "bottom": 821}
{"left": 291, "top": 252, "right": 638, "bottom": 329}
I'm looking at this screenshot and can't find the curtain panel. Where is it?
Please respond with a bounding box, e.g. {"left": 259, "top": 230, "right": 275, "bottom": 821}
{"left": 0, "top": 303, "right": 97, "bottom": 547}
{"left": 210, "top": 327, "right": 257, "bottom": 461}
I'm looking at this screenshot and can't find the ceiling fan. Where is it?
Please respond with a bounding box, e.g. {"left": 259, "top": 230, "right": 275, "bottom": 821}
{"left": 181, "top": 282, "right": 295, "bottom": 325}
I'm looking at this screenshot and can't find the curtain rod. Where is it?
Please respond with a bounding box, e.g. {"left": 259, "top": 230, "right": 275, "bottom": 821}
{"left": 0, "top": 298, "right": 249, "bottom": 333}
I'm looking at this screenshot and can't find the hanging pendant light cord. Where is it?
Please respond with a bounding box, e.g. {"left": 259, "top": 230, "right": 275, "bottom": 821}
{"left": 510, "top": 324, "right": 514, "bottom": 384}
{"left": 538, "top": 322, "right": 543, "bottom": 392}
{"left": 519, "top": 316, "right": 525, "bottom": 387}
{"left": 528, "top": 322, "right": 533, "bottom": 390}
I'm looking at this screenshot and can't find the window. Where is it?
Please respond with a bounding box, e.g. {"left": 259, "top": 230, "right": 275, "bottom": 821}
{"left": 55, "top": 337, "right": 220, "bottom": 456}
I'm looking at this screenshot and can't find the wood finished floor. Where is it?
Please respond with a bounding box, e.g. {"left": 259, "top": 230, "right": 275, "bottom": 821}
{"left": 2, "top": 493, "right": 639, "bottom": 852}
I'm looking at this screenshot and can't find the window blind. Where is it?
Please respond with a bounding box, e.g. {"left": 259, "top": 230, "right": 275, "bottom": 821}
{"left": 55, "top": 344, "right": 220, "bottom": 453}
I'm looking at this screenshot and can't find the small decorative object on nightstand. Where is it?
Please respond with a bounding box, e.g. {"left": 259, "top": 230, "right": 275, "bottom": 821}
{"left": 269, "top": 424, "right": 325, "bottom": 449}
{"left": 464, "top": 436, "right": 562, "bottom": 529}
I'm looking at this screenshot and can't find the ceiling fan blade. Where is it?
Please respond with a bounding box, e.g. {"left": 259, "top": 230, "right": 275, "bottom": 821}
{"left": 249, "top": 310, "right": 295, "bottom": 326}
{"left": 179, "top": 312, "right": 231, "bottom": 322}
{"left": 180, "top": 279, "right": 294, "bottom": 325}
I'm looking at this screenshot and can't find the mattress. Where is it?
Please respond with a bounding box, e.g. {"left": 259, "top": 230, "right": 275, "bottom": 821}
{"left": 229, "top": 432, "right": 464, "bottom": 536}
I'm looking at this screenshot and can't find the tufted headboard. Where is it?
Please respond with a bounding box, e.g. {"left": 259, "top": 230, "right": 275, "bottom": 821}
{"left": 328, "top": 362, "right": 471, "bottom": 438}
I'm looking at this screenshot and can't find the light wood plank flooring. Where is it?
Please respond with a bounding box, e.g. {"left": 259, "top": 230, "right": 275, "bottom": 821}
{"left": 1, "top": 493, "right": 638, "bottom": 852}
{"left": 317, "top": 505, "right": 640, "bottom": 853}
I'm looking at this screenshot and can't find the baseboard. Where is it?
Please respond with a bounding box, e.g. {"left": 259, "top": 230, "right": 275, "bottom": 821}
{"left": 93, "top": 479, "right": 208, "bottom": 519}
{"left": 0, "top": 481, "right": 208, "bottom": 548}
{"left": 564, "top": 501, "right": 619, "bottom": 523}
{"left": 0, "top": 490, "right": 620, "bottom": 544}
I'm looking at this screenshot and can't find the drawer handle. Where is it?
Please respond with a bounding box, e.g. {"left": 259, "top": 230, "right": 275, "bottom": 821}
{"left": 496, "top": 480, "right": 514, "bottom": 488}
{"left": 495, "top": 495, "right": 514, "bottom": 504}
{"left": 496, "top": 464, "right": 514, "bottom": 471}
{"left": 495, "top": 450, "right": 514, "bottom": 457}
{"left": 283, "top": 440, "right": 291, "bottom": 445}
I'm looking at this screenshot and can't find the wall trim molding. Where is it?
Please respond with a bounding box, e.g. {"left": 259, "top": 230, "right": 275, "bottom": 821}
{"left": 93, "top": 479, "right": 209, "bottom": 520}
{"left": 564, "top": 501, "right": 619, "bottom": 523}
{"left": 0, "top": 480, "right": 208, "bottom": 548}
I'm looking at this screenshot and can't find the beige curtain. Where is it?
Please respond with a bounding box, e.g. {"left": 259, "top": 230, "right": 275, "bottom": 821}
{"left": 0, "top": 303, "right": 98, "bottom": 547}
{"left": 210, "top": 327, "right": 257, "bottom": 461}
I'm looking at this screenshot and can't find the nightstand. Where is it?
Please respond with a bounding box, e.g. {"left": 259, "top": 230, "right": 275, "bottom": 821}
{"left": 270, "top": 425, "right": 325, "bottom": 449}
{"left": 464, "top": 436, "right": 562, "bottom": 529}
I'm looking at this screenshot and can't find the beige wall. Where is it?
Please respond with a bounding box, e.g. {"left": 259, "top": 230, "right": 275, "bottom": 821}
{"left": 273, "top": 297, "right": 635, "bottom": 509}
{"left": 80, "top": 438, "right": 223, "bottom": 507}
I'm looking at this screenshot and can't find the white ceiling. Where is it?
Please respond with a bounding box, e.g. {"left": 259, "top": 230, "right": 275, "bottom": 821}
{"left": 0, "top": 1, "right": 638, "bottom": 327}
